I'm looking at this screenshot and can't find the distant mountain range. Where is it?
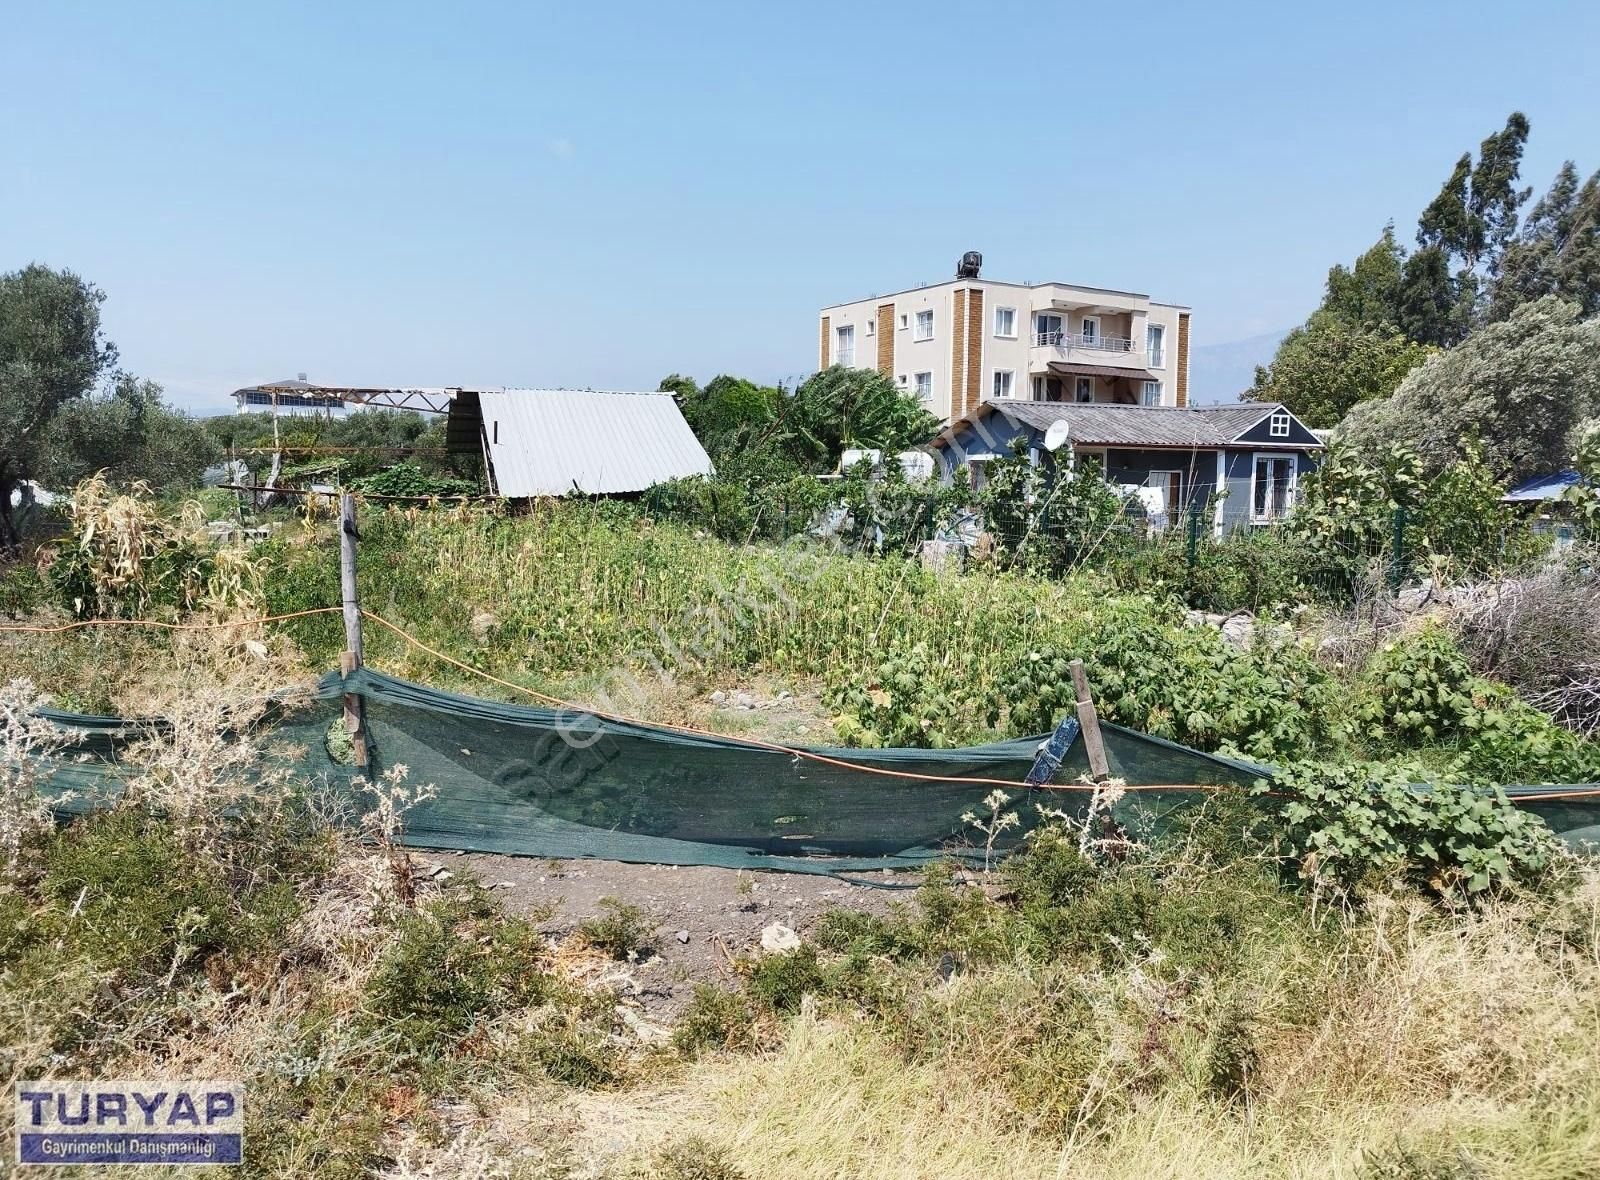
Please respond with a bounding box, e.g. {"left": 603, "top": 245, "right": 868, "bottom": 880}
{"left": 1188, "top": 329, "right": 1287, "bottom": 405}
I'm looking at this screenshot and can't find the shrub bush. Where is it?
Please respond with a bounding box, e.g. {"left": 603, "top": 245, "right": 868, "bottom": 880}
{"left": 1358, "top": 624, "right": 1476, "bottom": 744}
{"left": 0, "top": 559, "right": 46, "bottom": 617}
{"left": 650, "top": 1135, "right": 748, "bottom": 1180}
{"left": 364, "top": 888, "right": 548, "bottom": 1056}
{"left": 747, "top": 945, "right": 826, "bottom": 1013}
{"left": 349, "top": 462, "right": 478, "bottom": 499}
{"left": 671, "top": 984, "right": 758, "bottom": 1056}
{"left": 38, "top": 808, "right": 308, "bottom": 979}
{"left": 826, "top": 641, "right": 999, "bottom": 749}
{"left": 1255, "top": 760, "right": 1559, "bottom": 895}
{"left": 579, "top": 896, "right": 659, "bottom": 960}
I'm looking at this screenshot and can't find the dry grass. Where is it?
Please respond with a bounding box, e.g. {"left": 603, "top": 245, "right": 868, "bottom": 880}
{"left": 581, "top": 873, "right": 1600, "bottom": 1180}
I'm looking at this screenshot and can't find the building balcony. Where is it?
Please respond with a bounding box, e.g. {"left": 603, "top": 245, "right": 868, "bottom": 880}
{"left": 1029, "top": 333, "right": 1148, "bottom": 373}
{"left": 1031, "top": 330, "right": 1136, "bottom": 353}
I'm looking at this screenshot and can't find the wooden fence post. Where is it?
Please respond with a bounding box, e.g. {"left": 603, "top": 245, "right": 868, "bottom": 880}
{"left": 1069, "top": 659, "right": 1110, "bottom": 784}
{"left": 339, "top": 492, "right": 369, "bottom": 767}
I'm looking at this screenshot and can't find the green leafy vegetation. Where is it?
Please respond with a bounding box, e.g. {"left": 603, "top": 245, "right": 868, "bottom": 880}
{"left": 1254, "top": 762, "right": 1558, "bottom": 895}
{"left": 579, "top": 896, "right": 659, "bottom": 960}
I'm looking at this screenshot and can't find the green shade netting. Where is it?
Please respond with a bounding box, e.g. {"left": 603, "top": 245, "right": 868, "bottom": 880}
{"left": 32, "top": 668, "right": 1600, "bottom": 875}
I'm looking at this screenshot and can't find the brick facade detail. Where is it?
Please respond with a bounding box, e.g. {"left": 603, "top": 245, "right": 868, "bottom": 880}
{"left": 964, "top": 288, "right": 983, "bottom": 418}
{"left": 1175, "top": 312, "right": 1191, "bottom": 407}
{"left": 950, "top": 290, "right": 967, "bottom": 418}
{"left": 819, "top": 316, "right": 830, "bottom": 369}
{"left": 876, "top": 303, "right": 894, "bottom": 376}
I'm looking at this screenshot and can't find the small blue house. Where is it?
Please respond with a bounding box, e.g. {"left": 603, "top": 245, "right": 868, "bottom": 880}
{"left": 928, "top": 399, "right": 1323, "bottom": 535}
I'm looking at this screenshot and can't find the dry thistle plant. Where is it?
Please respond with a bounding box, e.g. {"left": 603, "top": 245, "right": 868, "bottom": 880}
{"left": 1030, "top": 775, "right": 1132, "bottom": 861}
{"left": 0, "top": 679, "right": 74, "bottom": 877}
{"left": 962, "top": 789, "right": 1020, "bottom": 871}
{"left": 112, "top": 628, "right": 317, "bottom": 864}
{"left": 356, "top": 762, "right": 439, "bottom": 906}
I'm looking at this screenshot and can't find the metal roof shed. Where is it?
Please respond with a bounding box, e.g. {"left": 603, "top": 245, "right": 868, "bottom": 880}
{"left": 449, "top": 388, "right": 714, "bottom": 497}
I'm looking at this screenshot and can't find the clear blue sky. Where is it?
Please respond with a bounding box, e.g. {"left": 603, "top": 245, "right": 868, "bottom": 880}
{"left": 6, "top": 0, "right": 1597, "bottom": 412}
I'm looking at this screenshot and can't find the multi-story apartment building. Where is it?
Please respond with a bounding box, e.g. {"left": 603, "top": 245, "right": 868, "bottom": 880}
{"left": 817, "top": 253, "right": 1190, "bottom": 425}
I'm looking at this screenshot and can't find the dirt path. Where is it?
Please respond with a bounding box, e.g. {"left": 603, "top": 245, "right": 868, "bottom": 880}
{"left": 437, "top": 852, "right": 920, "bottom": 1018}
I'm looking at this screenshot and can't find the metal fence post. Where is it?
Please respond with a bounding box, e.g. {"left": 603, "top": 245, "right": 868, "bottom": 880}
{"left": 1186, "top": 501, "right": 1202, "bottom": 577}
{"left": 1388, "top": 505, "right": 1407, "bottom": 592}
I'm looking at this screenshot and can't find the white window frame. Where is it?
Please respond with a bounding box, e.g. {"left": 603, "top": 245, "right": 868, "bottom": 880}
{"left": 1074, "top": 377, "right": 1094, "bottom": 403}
{"left": 913, "top": 309, "right": 934, "bottom": 341}
{"left": 1141, "top": 380, "right": 1162, "bottom": 406}
{"left": 994, "top": 306, "right": 1017, "bottom": 338}
{"left": 1147, "top": 323, "right": 1165, "bottom": 367}
{"left": 1034, "top": 312, "right": 1063, "bottom": 344}
{"left": 865, "top": 318, "right": 875, "bottom": 337}
{"left": 1145, "top": 470, "right": 1183, "bottom": 527}
{"left": 1250, "top": 452, "right": 1298, "bottom": 523}
{"left": 913, "top": 371, "right": 933, "bottom": 402}
{"left": 835, "top": 324, "right": 855, "bottom": 368}
{"left": 898, "top": 313, "right": 909, "bottom": 330}
{"left": 992, "top": 369, "right": 1014, "bottom": 399}
{"left": 1269, "top": 411, "right": 1291, "bottom": 438}
{"left": 1079, "top": 315, "right": 1101, "bottom": 343}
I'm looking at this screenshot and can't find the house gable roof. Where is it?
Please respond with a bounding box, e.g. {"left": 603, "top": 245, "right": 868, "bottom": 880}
{"left": 942, "top": 400, "right": 1322, "bottom": 451}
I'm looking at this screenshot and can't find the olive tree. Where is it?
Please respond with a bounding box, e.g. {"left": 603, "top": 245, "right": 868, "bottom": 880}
{"left": 1340, "top": 296, "right": 1600, "bottom": 481}
{"left": 0, "top": 265, "right": 117, "bottom": 548}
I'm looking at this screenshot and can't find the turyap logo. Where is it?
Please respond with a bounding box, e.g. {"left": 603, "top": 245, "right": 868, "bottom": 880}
{"left": 16, "top": 1080, "right": 243, "bottom": 1166}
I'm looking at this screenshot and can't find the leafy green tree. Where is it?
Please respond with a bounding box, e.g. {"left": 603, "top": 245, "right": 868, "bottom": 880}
{"left": 1561, "top": 420, "right": 1600, "bottom": 538}
{"left": 1246, "top": 311, "right": 1432, "bottom": 427}
{"left": 40, "top": 375, "right": 220, "bottom": 492}
{"left": 1491, "top": 162, "right": 1600, "bottom": 319}
{"left": 786, "top": 366, "right": 941, "bottom": 471}
{"left": 1321, "top": 224, "right": 1406, "bottom": 327}
{"left": 1395, "top": 246, "right": 1461, "bottom": 347}
{"left": 1405, "top": 112, "right": 1533, "bottom": 343}
{"left": 0, "top": 265, "right": 118, "bottom": 548}
{"left": 1340, "top": 296, "right": 1600, "bottom": 481}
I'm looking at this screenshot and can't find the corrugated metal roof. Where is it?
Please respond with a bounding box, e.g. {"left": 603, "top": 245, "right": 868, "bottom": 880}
{"left": 476, "top": 388, "right": 713, "bottom": 496}
{"left": 960, "top": 399, "right": 1313, "bottom": 449}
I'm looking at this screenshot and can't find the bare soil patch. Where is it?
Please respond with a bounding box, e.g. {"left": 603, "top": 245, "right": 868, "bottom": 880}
{"left": 443, "top": 852, "right": 917, "bottom": 1019}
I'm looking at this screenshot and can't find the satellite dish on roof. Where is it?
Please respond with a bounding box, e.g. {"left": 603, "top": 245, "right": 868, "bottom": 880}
{"left": 1043, "top": 419, "right": 1070, "bottom": 452}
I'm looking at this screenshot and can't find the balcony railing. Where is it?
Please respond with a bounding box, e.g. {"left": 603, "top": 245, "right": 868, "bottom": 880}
{"left": 1032, "top": 331, "right": 1136, "bottom": 353}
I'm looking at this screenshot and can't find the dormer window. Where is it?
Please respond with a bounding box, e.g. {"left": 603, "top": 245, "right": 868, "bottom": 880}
{"left": 1269, "top": 411, "right": 1291, "bottom": 438}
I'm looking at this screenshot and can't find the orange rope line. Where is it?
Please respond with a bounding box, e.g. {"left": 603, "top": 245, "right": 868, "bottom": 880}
{"left": 357, "top": 609, "right": 1217, "bottom": 794}
{"left": 0, "top": 606, "right": 346, "bottom": 635}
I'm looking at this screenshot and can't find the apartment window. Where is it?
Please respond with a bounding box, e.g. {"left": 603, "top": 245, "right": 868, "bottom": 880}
{"left": 914, "top": 310, "right": 934, "bottom": 341}
{"left": 1079, "top": 315, "right": 1100, "bottom": 344}
{"left": 1075, "top": 377, "right": 1094, "bottom": 403}
{"left": 1141, "top": 380, "right": 1162, "bottom": 406}
{"left": 1269, "top": 411, "right": 1291, "bottom": 438}
{"left": 1147, "top": 324, "right": 1165, "bottom": 367}
{"left": 1034, "top": 312, "right": 1063, "bottom": 345}
{"left": 835, "top": 324, "right": 855, "bottom": 367}
{"left": 914, "top": 372, "right": 933, "bottom": 402}
{"left": 897, "top": 374, "right": 907, "bottom": 385}
{"left": 994, "top": 307, "right": 1017, "bottom": 338}
{"left": 992, "top": 370, "right": 1014, "bottom": 399}
{"left": 865, "top": 318, "right": 875, "bottom": 337}
{"left": 1252, "top": 454, "right": 1297, "bottom": 521}
{"left": 898, "top": 313, "right": 909, "bottom": 330}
